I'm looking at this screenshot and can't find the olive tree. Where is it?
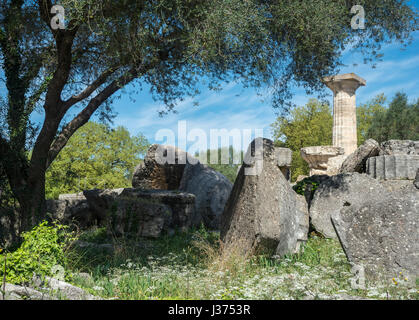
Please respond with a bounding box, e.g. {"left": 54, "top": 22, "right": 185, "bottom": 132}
{"left": 0, "top": 0, "right": 417, "bottom": 232}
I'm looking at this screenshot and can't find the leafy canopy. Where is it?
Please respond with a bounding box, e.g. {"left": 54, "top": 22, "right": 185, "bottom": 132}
{"left": 45, "top": 122, "right": 149, "bottom": 199}
{"left": 0, "top": 1, "right": 417, "bottom": 230}
{"left": 356, "top": 94, "right": 387, "bottom": 145}
{"left": 271, "top": 99, "right": 333, "bottom": 181}
{"left": 366, "top": 92, "right": 419, "bottom": 142}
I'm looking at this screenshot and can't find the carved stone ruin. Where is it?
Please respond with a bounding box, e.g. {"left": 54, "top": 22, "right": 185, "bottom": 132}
{"left": 301, "top": 73, "right": 366, "bottom": 176}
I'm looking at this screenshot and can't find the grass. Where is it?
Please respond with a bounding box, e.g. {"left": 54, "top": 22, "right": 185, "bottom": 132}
{"left": 65, "top": 227, "right": 419, "bottom": 300}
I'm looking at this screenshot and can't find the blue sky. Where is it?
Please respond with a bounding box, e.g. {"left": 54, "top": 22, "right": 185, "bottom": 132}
{"left": 29, "top": 2, "right": 419, "bottom": 152}
{"left": 108, "top": 32, "right": 419, "bottom": 151}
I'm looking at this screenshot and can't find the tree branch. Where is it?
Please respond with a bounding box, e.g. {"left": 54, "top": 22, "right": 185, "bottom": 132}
{"left": 46, "top": 68, "right": 138, "bottom": 168}
{"left": 62, "top": 66, "right": 119, "bottom": 110}
{"left": 38, "top": 0, "right": 79, "bottom": 110}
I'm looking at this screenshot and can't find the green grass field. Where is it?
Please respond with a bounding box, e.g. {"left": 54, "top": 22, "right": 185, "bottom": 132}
{"left": 66, "top": 226, "right": 418, "bottom": 300}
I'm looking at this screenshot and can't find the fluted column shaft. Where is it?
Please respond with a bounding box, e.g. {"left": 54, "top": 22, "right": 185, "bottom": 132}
{"left": 332, "top": 83, "right": 358, "bottom": 156}
{"left": 324, "top": 74, "right": 366, "bottom": 156}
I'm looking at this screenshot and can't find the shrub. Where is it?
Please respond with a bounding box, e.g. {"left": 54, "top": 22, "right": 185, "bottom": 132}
{"left": 293, "top": 178, "right": 319, "bottom": 196}
{"left": 0, "top": 221, "right": 77, "bottom": 285}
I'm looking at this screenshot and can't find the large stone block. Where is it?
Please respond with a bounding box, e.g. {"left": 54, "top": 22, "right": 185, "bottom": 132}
{"left": 83, "top": 188, "right": 195, "bottom": 237}
{"left": 132, "top": 144, "right": 191, "bottom": 190}
{"left": 331, "top": 185, "right": 419, "bottom": 282}
{"left": 47, "top": 196, "right": 93, "bottom": 228}
{"left": 276, "top": 147, "right": 292, "bottom": 180}
{"left": 309, "top": 173, "right": 384, "bottom": 238}
{"left": 48, "top": 189, "right": 196, "bottom": 238}
{"left": 276, "top": 147, "right": 292, "bottom": 167}
{"left": 132, "top": 144, "right": 232, "bottom": 230}
{"left": 366, "top": 155, "right": 419, "bottom": 180}
{"left": 379, "top": 140, "right": 419, "bottom": 156}
{"left": 301, "top": 146, "right": 344, "bottom": 176}
{"left": 58, "top": 193, "right": 86, "bottom": 201}
{"left": 221, "top": 138, "right": 308, "bottom": 256}
{"left": 339, "top": 139, "right": 380, "bottom": 173}
{"left": 179, "top": 163, "right": 232, "bottom": 229}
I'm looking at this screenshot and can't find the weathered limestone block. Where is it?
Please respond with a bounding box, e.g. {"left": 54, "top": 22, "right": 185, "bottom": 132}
{"left": 366, "top": 155, "right": 419, "bottom": 180}
{"left": 0, "top": 283, "right": 51, "bottom": 300}
{"left": 1, "top": 278, "right": 102, "bottom": 300}
{"left": 58, "top": 193, "right": 86, "bottom": 201}
{"left": 379, "top": 140, "right": 419, "bottom": 156}
{"left": 179, "top": 163, "right": 232, "bottom": 229}
{"left": 276, "top": 147, "right": 292, "bottom": 180}
{"left": 33, "top": 276, "right": 101, "bottom": 300}
{"left": 48, "top": 188, "right": 196, "bottom": 237}
{"left": 83, "top": 188, "right": 195, "bottom": 237}
{"left": 331, "top": 186, "right": 419, "bottom": 282}
{"left": 221, "top": 138, "right": 309, "bottom": 256}
{"left": 295, "top": 195, "right": 310, "bottom": 252}
{"left": 339, "top": 139, "right": 380, "bottom": 173}
{"left": 309, "top": 173, "right": 384, "bottom": 238}
{"left": 300, "top": 146, "right": 344, "bottom": 176}
{"left": 132, "top": 144, "right": 232, "bottom": 230}
{"left": 132, "top": 144, "right": 191, "bottom": 190}
{"left": 46, "top": 196, "right": 93, "bottom": 228}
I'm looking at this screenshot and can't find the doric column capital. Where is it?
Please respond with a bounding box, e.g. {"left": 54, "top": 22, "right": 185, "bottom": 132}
{"left": 323, "top": 73, "right": 366, "bottom": 94}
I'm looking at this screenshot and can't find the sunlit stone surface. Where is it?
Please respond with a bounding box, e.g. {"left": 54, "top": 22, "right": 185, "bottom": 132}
{"left": 301, "top": 73, "right": 366, "bottom": 176}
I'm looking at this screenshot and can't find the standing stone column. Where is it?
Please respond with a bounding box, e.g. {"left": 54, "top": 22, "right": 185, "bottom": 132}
{"left": 324, "top": 73, "right": 366, "bottom": 156}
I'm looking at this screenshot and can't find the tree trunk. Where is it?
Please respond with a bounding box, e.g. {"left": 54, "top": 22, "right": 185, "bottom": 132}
{"left": 8, "top": 172, "right": 47, "bottom": 235}
{"left": 18, "top": 181, "right": 46, "bottom": 234}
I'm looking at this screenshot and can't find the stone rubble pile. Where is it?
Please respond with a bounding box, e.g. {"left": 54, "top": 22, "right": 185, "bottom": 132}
{"left": 299, "top": 139, "right": 419, "bottom": 282}
{"left": 47, "top": 143, "right": 232, "bottom": 236}
{"left": 0, "top": 276, "right": 102, "bottom": 300}
{"left": 133, "top": 144, "right": 233, "bottom": 229}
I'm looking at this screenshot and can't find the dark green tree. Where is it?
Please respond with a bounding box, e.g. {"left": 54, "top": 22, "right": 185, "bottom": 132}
{"left": 356, "top": 94, "right": 387, "bottom": 145}
{"left": 0, "top": 1, "right": 417, "bottom": 232}
{"left": 367, "top": 93, "right": 419, "bottom": 142}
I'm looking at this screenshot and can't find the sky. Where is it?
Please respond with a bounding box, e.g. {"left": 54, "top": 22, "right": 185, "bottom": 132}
{"left": 28, "top": 1, "right": 419, "bottom": 153}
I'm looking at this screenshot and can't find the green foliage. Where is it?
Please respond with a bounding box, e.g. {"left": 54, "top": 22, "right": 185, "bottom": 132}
{"left": 357, "top": 94, "right": 387, "bottom": 145}
{"left": 78, "top": 226, "right": 108, "bottom": 244}
{"left": 0, "top": 1, "right": 417, "bottom": 232}
{"left": 0, "top": 221, "right": 77, "bottom": 285}
{"left": 272, "top": 93, "right": 417, "bottom": 181}
{"left": 198, "top": 147, "right": 243, "bottom": 183}
{"left": 367, "top": 93, "right": 419, "bottom": 142}
{"left": 66, "top": 229, "right": 417, "bottom": 300}
{"left": 293, "top": 178, "right": 319, "bottom": 196}
{"left": 271, "top": 99, "right": 333, "bottom": 181}
{"left": 45, "top": 122, "right": 149, "bottom": 199}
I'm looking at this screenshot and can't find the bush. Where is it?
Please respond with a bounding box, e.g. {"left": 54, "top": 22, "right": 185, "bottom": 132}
{"left": 0, "top": 221, "right": 77, "bottom": 285}
{"left": 293, "top": 178, "right": 319, "bottom": 196}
